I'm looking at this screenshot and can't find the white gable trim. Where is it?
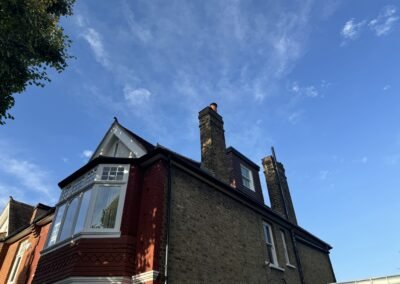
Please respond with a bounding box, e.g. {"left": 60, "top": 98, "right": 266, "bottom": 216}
{"left": 0, "top": 201, "right": 10, "bottom": 236}
{"left": 91, "top": 122, "right": 148, "bottom": 160}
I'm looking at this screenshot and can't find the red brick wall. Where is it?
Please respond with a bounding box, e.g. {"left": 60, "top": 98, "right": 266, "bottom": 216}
{"left": 27, "top": 222, "right": 51, "bottom": 283}
{"left": 134, "top": 159, "right": 167, "bottom": 279}
{"left": 33, "top": 160, "right": 168, "bottom": 283}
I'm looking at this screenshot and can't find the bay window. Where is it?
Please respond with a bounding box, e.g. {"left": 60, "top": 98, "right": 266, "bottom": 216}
{"left": 46, "top": 164, "right": 129, "bottom": 248}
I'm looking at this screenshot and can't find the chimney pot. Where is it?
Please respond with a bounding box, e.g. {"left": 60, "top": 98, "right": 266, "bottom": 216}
{"left": 210, "top": 102, "right": 218, "bottom": 112}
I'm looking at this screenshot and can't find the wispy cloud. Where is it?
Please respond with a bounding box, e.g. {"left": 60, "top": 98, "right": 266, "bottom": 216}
{"left": 122, "top": 2, "right": 153, "bottom": 43}
{"left": 288, "top": 110, "right": 304, "bottom": 125}
{"left": 67, "top": 1, "right": 318, "bottom": 150}
{"left": 291, "top": 82, "right": 319, "bottom": 98}
{"left": 0, "top": 139, "right": 58, "bottom": 206}
{"left": 369, "top": 6, "right": 399, "bottom": 36}
{"left": 341, "top": 5, "right": 399, "bottom": 45}
{"left": 123, "top": 86, "right": 152, "bottom": 107}
{"left": 340, "top": 19, "right": 366, "bottom": 44}
{"left": 383, "top": 85, "right": 391, "bottom": 91}
{"left": 0, "top": 155, "right": 57, "bottom": 206}
{"left": 81, "top": 28, "right": 110, "bottom": 67}
{"left": 81, "top": 150, "right": 93, "bottom": 158}
{"left": 290, "top": 80, "right": 329, "bottom": 98}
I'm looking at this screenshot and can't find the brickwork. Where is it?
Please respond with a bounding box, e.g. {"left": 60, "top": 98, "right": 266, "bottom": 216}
{"left": 33, "top": 161, "right": 166, "bottom": 284}
{"left": 0, "top": 239, "right": 19, "bottom": 283}
{"left": 0, "top": 213, "right": 52, "bottom": 284}
{"left": 27, "top": 222, "right": 51, "bottom": 283}
{"left": 262, "top": 156, "right": 298, "bottom": 225}
{"left": 198, "top": 106, "right": 230, "bottom": 183}
{"left": 167, "top": 166, "right": 302, "bottom": 283}
{"left": 32, "top": 236, "right": 137, "bottom": 283}
{"left": 297, "top": 241, "right": 336, "bottom": 284}
{"left": 134, "top": 159, "right": 166, "bottom": 280}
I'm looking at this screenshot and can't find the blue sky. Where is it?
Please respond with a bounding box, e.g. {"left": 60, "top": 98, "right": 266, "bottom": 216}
{"left": 1, "top": 0, "right": 400, "bottom": 281}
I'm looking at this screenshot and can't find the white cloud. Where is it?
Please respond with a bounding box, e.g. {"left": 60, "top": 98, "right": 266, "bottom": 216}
{"left": 82, "top": 28, "right": 110, "bottom": 67}
{"left": 291, "top": 82, "right": 300, "bottom": 93}
{"left": 383, "top": 85, "right": 391, "bottom": 91}
{"left": 75, "top": 14, "right": 86, "bottom": 28}
{"left": 0, "top": 156, "right": 56, "bottom": 205}
{"left": 341, "top": 19, "right": 366, "bottom": 42}
{"left": 369, "top": 6, "right": 399, "bottom": 36}
{"left": 82, "top": 150, "right": 93, "bottom": 158}
{"left": 288, "top": 110, "right": 303, "bottom": 124}
{"left": 124, "top": 86, "right": 152, "bottom": 107}
{"left": 341, "top": 6, "right": 399, "bottom": 45}
{"left": 122, "top": 2, "right": 153, "bottom": 43}
{"left": 291, "top": 82, "right": 320, "bottom": 98}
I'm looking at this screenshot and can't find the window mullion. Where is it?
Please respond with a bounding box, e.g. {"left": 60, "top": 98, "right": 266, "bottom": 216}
{"left": 84, "top": 185, "right": 98, "bottom": 231}
{"left": 70, "top": 193, "right": 83, "bottom": 236}
{"left": 56, "top": 203, "right": 68, "bottom": 243}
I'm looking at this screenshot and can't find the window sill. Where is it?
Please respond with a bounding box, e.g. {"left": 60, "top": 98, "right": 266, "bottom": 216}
{"left": 41, "top": 231, "right": 121, "bottom": 256}
{"left": 269, "top": 263, "right": 285, "bottom": 272}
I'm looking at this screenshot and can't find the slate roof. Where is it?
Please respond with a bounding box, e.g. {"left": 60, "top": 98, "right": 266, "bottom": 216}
{"left": 120, "top": 124, "right": 155, "bottom": 153}
{"left": 8, "top": 198, "right": 34, "bottom": 235}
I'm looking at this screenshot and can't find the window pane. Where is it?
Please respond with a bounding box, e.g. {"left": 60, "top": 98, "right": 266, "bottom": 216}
{"left": 243, "top": 179, "right": 251, "bottom": 188}
{"left": 264, "top": 223, "right": 278, "bottom": 265}
{"left": 47, "top": 204, "right": 66, "bottom": 246}
{"left": 264, "top": 225, "right": 272, "bottom": 244}
{"left": 8, "top": 256, "right": 21, "bottom": 282}
{"left": 281, "top": 230, "right": 291, "bottom": 264}
{"left": 101, "top": 166, "right": 125, "bottom": 181}
{"left": 240, "top": 164, "right": 254, "bottom": 190}
{"left": 240, "top": 165, "right": 250, "bottom": 178}
{"left": 59, "top": 197, "right": 79, "bottom": 242}
{"left": 74, "top": 190, "right": 92, "bottom": 234}
{"left": 90, "top": 186, "right": 120, "bottom": 229}
{"left": 266, "top": 246, "right": 274, "bottom": 264}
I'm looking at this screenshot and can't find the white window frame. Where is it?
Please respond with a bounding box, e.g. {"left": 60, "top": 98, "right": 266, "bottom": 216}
{"left": 84, "top": 184, "right": 125, "bottom": 233}
{"left": 7, "top": 239, "right": 30, "bottom": 284}
{"left": 280, "top": 229, "right": 296, "bottom": 268}
{"left": 240, "top": 164, "right": 255, "bottom": 191}
{"left": 45, "top": 164, "right": 129, "bottom": 249}
{"left": 263, "top": 222, "right": 282, "bottom": 270}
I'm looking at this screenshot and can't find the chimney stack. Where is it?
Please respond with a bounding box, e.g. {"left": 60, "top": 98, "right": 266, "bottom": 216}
{"left": 198, "top": 103, "right": 229, "bottom": 183}
{"left": 262, "top": 155, "right": 298, "bottom": 225}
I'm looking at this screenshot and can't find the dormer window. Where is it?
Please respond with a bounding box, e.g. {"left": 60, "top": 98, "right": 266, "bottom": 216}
{"left": 240, "top": 164, "right": 255, "bottom": 191}
{"left": 46, "top": 164, "right": 129, "bottom": 249}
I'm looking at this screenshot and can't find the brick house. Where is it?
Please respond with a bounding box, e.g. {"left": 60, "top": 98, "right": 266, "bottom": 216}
{"left": 0, "top": 198, "right": 53, "bottom": 283}
{"left": 28, "top": 103, "right": 334, "bottom": 283}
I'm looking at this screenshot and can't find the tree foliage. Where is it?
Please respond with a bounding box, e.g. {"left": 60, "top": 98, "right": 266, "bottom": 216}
{"left": 0, "top": 0, "right": 75, "bottom": 125}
